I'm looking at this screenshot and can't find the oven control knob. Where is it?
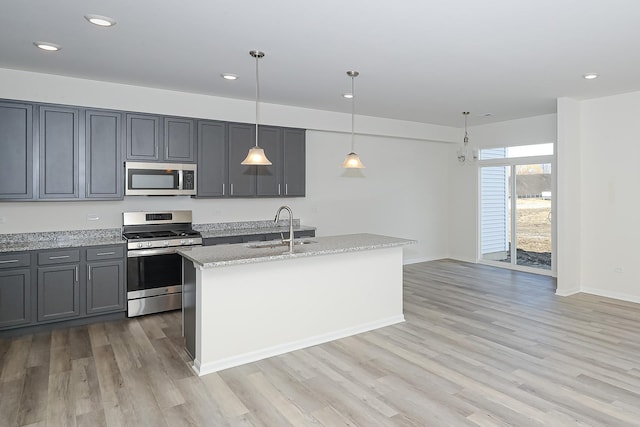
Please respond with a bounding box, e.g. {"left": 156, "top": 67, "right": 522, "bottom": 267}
{"left": 163, "top": 240, "right": 169, "bottom": 247}
{"left": 137, "top": 242, "right": 143, "bottom": 249}
{"left": 180, "top": 239, "right": 187, "bottom": 245}
{"left": 147, "top": 242, "right": 153, "bottom": 248}
{"left": 188, "top": 239, "right": 194, "bottom": 245}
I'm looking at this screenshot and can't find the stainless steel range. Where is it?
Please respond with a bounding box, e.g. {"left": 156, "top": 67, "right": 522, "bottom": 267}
{"left": 122, "top": 210, "right": 202, "bottom": 317}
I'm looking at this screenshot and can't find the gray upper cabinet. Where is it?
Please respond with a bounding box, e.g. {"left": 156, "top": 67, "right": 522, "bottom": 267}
{"left": 198, "top": 122, "right": 306, "bottom": 199}
{"left": 0, "top": 98, "right": 306, "bottom": 201}
{"left": 125, "top": 114, "right": 196, "bottom": 163}
{"left": 0, "top": 102, "right": 33, "bottom": 200}
{"left": 228, "top": 122, "right": 257, "bottom": 197}
{"left": 85, "top": 110, "right": 123, "bottom": 199}
{"left": 125, "top": 113, "right": 161, "bottom": 161}
{"left": 165, "top": 117, "right": 196, "bottom": 162}
{"left": 38, "top": 105, "right": 80, "bottom": 199}
{"left": 256, "top": 126, "right": 283, "bottom": 196}
{"left": 197, "top": 120, "right": 227, "bottom": 197}
{"left": 283, "top": 128, "right": 306, "bottom": 197}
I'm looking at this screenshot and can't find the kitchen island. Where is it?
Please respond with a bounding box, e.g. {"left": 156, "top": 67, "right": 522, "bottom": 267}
{"left": 178, "top": 233, "right": 415, "bottom": 376}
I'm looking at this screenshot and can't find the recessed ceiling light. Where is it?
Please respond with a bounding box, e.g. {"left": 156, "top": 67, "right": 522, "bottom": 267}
{"left": 342, "top": 93, "right": 353, "bottom": 99}
{"left": 221, "top": 73, "right": 238, "bottom": 80}
{"left": 84, "top": 14, "right": 116, "bottom": 27}
{"left": 583, "top": 73, "right": 599, "bottom": 80}
{"left": 34, "top": 42, "right": 61, "bottom": 51}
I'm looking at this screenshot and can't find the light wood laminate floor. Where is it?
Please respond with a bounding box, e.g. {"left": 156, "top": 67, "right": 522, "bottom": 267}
{"left": 1, "top": 259, "right": 640, "bottom": 426}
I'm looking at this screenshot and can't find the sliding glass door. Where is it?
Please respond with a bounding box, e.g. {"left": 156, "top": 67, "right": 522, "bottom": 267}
{"left": 479, "top": 145, "right": 554, "bottom": 273}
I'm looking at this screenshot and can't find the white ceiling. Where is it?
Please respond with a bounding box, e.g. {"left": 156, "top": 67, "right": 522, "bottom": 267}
{"left": 2, "top": 0, "right": 640, "bottom": 127}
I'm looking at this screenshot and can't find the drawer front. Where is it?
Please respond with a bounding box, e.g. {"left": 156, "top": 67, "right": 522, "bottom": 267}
{"left": 0, "top": 253, "right": 31, "bottom": 269}
{"left": 203, "top": 236, "right": 243, "bottom": 246}
{"left": 86, "top": 245, "right": 125, "bottom": 261}
{"left": 38, "top": 249, "right": 80, "bottom": 265}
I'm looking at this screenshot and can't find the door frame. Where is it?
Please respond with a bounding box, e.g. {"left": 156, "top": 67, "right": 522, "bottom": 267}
{"left": 477, "top": 153, "right": 556, "bottom": 277}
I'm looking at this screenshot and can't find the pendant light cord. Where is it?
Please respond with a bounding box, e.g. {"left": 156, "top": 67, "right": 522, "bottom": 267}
{"left": 351, "top": 74, "right": 355, "bottom": 152}
{"left": 255, "top": 54, "right": 260, "bottom": 148}
{"left": 463, "top": 111, "right": 469, "bottom": 146}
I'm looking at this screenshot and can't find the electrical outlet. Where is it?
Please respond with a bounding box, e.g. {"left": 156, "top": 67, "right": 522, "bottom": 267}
{"left": 87, "top": 214, "right": 100, "bottom": 221}
{"left": 0, "top": 216, "right": 6, "bottom": 224}
{"left": 614, "top": 266, "right": 624, "bottom": 273}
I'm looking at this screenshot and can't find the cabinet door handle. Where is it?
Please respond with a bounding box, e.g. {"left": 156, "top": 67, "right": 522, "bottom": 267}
{"left": 96, "top": 252, "right": 115, "bottom": 256}
{"left": 222, "top": 183, "right": 225, "bottom": 196}
{"left": 230, "top": 183, "right": 234, "bottom": 195}
{"left": 88, "top": 265, "right": 92, "bottom": 281}
{"left": 285, "top": 183, "right": 288, "bottom": 195}
{"left": 49, "top": 255, "right": 70, "bottom": 260}
{"left": 75, "top": 266, "right": 78, "bottom": 282}
{"left": 278, "top": 184, "right": 281, "bottom": 195}
{"left": 0, "top": 259, "right": 19, "bottom": 264}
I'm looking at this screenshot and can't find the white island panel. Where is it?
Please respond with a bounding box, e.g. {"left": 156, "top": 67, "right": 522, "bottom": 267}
{"left": 194, "top": 246, "right": 404, "bottom": 375}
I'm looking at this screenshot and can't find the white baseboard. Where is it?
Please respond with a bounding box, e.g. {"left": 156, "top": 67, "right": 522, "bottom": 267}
{"left": 579, "top": 287, "right": 640, "bottom": 304}
{"left": 403, "top": 256, "right": 431, "bottom": 265}
{"left": 193, "top": 315, "right": 405, "bottom": 376}
{"left": 555, "top": 288, "right": 581, "bottom": 297}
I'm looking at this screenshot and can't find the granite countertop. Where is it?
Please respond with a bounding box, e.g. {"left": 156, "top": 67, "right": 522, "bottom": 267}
{"left": 0, "top": 220, "right": 317, "bottom": 253}
{"left": 0, "top": 229, "right": 125, "bottom": 253}
{"left": 194, "top": 220, "right": 315, "bottom": 239}
{"left": 178, "top": 233, "right": 416, "bottom": 269}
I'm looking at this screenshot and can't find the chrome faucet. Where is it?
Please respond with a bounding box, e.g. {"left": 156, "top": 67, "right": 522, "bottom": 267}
{"left": 274, "top": 205, "right": 294, "bottom": 253}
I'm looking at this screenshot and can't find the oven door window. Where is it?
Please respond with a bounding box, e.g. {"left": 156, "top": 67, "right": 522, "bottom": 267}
{"left": 128, "top": 169, "right": 179, "bottom": 189}
{"left": 127, "top": 253, "right": 182, "bottom": 292}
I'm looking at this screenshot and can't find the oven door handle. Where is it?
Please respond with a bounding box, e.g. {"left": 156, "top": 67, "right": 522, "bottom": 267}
{"left": 127, "top": 247, "right": 190, "bottom": 257}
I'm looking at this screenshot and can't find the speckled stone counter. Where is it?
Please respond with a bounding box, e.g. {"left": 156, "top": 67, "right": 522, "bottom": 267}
{"left": 0, "top": 229, "right": 125, "bottom": 252}
{"left": 194, "top": 220, "right": 316, "bottom": 239}
{"left": 178, "top": 233, "right": 415, "bottom": 269}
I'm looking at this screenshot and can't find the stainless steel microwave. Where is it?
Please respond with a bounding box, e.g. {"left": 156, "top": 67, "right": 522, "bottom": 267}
{"left": 125, "top": 162, "right": 196, "bottom": 196}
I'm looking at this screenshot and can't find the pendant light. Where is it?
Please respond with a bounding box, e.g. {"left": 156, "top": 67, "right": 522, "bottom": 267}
{"left": 342, "top": 71, "right": 365, "bottom": 168}
{"left": 241, "top": 50, "right": 272, "bottom": 165}
{"left": 456, "top": 111, "right": 477, "bottom": 164}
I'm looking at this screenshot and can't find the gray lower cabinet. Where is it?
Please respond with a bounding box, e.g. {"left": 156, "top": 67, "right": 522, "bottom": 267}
{"left": 202, "top": 230, "right": 315, "bottom": 247}
{"left": 37, "top": 249, "right": 81, "bottom": 322}
{"left": 86, "top": 260, "right": 125, "bottom": 314}
{"left": 0, "top": 269, "right": 31, "bottom": 328}
{"left": 37, "top": 264, "right": 80, "bottom": 322}
{"left": 86, "top": 245, "right": 125, "bottom": 314}
{"left": 0, "top": 101, "right": 33, "bottom": 200}
{"left": 202, "top": 236, "right": 243, "bottom": 246}
{"left": 38, "top": 105, "right": 80, "bottom": 199}
{"left": 0, "top": 252, "right": 32, "bottom": 329}
{"left": 0, "top": 245, "right": 127, "bottom": 332}
{"left": 85, "top": 110, "right": 123, "bottom": 199}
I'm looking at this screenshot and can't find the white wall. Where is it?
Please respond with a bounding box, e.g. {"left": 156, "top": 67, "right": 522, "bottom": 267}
{"left": 447, "top": 114, "right": 557, "bottom": 263}
{"left": 0, "top": 69, "right": 453, "bottom": 263}
{"left": 556, "top": 98, "right": 582, "bottom": 295}
{"left": 573, "top": 90, "right": 640, "bottom": 303}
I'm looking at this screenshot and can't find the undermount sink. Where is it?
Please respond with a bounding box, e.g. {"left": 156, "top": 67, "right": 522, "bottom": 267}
{"left": 246, "top": 240, "right": 317, "bottom": 249}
